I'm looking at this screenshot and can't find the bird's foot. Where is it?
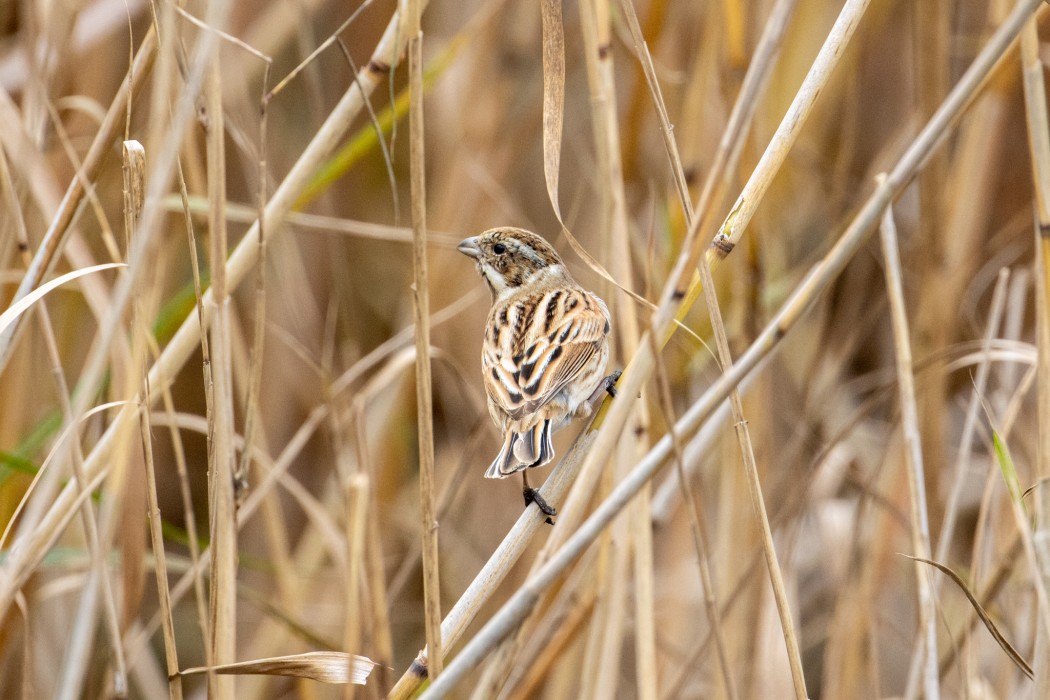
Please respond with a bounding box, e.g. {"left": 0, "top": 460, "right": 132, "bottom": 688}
{"left": 523, "top": 487, "right": 556, "bottom": 525}
{"left": 587, "top": 369, "right": 622, "bottom": 405}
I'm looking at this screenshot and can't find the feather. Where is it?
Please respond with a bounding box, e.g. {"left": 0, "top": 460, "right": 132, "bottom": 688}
{"left": 484, "top": 420, "right": 556, "bottom": 479}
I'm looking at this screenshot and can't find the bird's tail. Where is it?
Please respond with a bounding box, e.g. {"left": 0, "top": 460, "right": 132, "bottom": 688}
{"left": 485, "top": 420, "right": 555, "bottom": 479}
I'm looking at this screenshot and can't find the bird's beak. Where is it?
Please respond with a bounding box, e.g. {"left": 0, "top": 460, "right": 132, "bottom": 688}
{"left": 457, "top": 237, "right": 481, "bottom": 259}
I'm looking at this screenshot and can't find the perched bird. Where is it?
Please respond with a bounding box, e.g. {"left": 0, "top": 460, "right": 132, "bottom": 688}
{"left": 458, "top": 227, "right": 618, "bottom": 520}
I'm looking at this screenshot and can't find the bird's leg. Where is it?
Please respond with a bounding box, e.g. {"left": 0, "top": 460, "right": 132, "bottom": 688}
{"left": 586, "top": 369, "right": 623, "bottom": 406}
{"left": 522, "top": 471, "right": 556, "bottom": 525}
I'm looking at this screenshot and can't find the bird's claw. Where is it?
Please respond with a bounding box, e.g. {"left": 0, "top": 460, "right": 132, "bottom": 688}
{"left": 523, "top": 487, "right": 557, "bottom": 525}
{"left": 604, "top": 370, "right": 622, "bottom": 398}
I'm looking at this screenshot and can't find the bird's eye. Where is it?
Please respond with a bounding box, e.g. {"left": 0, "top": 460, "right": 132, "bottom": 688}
{"left": 493, "top": 243, "right": 507, "bottom": 255}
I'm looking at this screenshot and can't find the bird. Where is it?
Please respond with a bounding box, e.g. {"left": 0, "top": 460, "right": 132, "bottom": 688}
{"left": 458, "top": 227, "right": 619, "bottom": 521}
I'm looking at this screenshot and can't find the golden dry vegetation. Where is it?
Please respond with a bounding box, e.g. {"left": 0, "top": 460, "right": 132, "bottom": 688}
{"left": 2, "top": 0, "right": 1050, "bottom": 698}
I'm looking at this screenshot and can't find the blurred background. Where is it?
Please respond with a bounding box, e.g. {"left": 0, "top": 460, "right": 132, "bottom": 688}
{"left": 0, "top": 0, "right": 1046, "bottom": 697}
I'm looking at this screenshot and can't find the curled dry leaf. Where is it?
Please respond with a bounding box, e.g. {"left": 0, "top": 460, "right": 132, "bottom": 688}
{"left": 178, "top": 651, "right": 378, "bottom": 685}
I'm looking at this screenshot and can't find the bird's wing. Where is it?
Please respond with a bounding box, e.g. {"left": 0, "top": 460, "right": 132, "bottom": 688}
{"left": 484, "top": 288, "right": 609, "bottom": 421}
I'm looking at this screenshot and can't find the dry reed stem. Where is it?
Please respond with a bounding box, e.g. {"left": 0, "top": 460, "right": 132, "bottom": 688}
{"left": 349, "top": 349, "right": 448, "bottom": 688}
{"left": 124, "top": 137, "right": 182, "bottom": 700}
{"left": 534, "top": 0, "right": 643, "bottom": 314}
{"left": 136, "top": 349, "right": 460, "bottom": 684}
{"left": 408, "top": 1, "right": 443, "bottom": 680}
{"left": 41, "top": 97, "right": 122, "bottom": 267}
{"left": 650, "top": 375, "right": 752, "bottom": 523}
{"left": 220, "top": 322, "right": 283, "bottom": 700}
{"left": 877, "top": 190, "right": 939, "bottom": 699}
{"left": 648, "top": 0, "right": 797, "bottom": 524}
{"left": 618, "top": 0, "right": 688, "bottom": 220}
{"left": 129, "top": 410, "right": 350, "bottom": 613}
{"left": 264, "top": 0, "right": 377, "bottom": 102}
{"left": 619, "top": 12, "right": 746, "bottom": 691}
{"left": 344, "top": 473, "right": 369, "bottom": 700}
{"left": 246, "top": 425, "right": 307, "bottom": 697}
{"left": 622, "top": 0, "right": 750, "bottom": 300}
{"left": 467, "top": 556, "right": 576, "bottom": 698}
{"left": 416, "top": 2, "right": 1046, "bottom": 693}
{"left": 585, "top": 2, "right": 819, "bottom": 696}
{"left": 916, "top": 4, "right": 1019, "bottom": 602}
{"left": 629, "top": 489, "right": 658, "bottom": 700}
{"left": 203, "top": 22, "right": 238, "bottom": 695}
{"left": 715, "top": 0, "right": 872, "bottom": 257}
{"left": 0, "top": 2, "right": 420, "bottom": 624}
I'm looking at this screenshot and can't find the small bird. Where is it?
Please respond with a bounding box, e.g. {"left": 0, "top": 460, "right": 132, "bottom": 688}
{"left": 458, "top": 227, "right": 618, "bottom": 521}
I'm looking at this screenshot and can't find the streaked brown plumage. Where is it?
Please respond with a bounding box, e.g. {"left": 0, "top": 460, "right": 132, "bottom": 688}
{"left": 458, "top": 227, "right": 614, "bottom": 518}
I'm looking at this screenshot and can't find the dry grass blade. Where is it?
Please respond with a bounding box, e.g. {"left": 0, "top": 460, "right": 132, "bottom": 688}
{"left": 989, "top": 429, "right": 1050, "bottom": 643}
{"left": 878, "top": 188, "right": 939, "bottom": 699}
{"left": 540, "top": 0, "right": 565, "bottom": 221}
{"left": 537, "top": 0, "right": 653, "bottom": 313}
{"left": 178, "top": 652, "right": 379, "bottom": 685}
{"left": 938, "top": 535, "right": 1025, "bottom": 679}
{"left": 162, "top": 197, "right": 462, "bottom": 246}
{"left": 1020, "top": 13, "right": 1050, "bottom": 694}
{"left": 0, "top": 264, "right": 125, "bottom": 337}
{"left": 904, "top": 555, "right": 1033, "bottom": 680}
